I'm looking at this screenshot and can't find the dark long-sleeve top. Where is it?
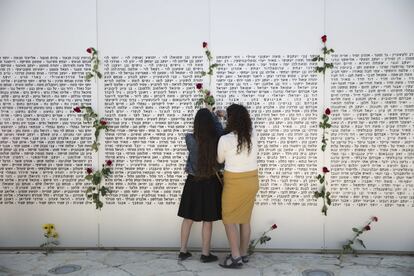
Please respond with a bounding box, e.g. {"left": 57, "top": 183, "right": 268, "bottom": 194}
{"left": 185, "top": 114, "right": 224, "bottom": 176}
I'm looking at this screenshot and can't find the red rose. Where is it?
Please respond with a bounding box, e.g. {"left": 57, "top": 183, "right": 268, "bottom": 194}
{"left": 100, "top": 120, "right": 107, "bottom": 126}
{"left": 73, "top": 107, "right": 81, "bottom": 113}
{"left": 364, "top": 225, "right": 371, "bottom": 231}
{"left": 86, "top": 48, "right": 93, "bottom": 54}
{"left": 322, "top": 167, "right": 330, "bottom": 173}
{"left": 321, "top": 35, "right": 327, "bottom": 43}
{"left": 372, "top": 216, "right": 378, "bottom": 222}
{"left": 202, "top": 42, "right": 208, "bottom": 48}
{"left": 271, "top": 224, "right": 277, "bottom": 230}
{"left": 106, "top": 160, "right": 112, "bottom": 166}
{"left": 196, "top": 83, "right": 203, "bottom": 89}
{"left": 86, "top": 168, "right": 93, "bottom": 174}
{"left": 325, "top": 108, "right": 331, "bottom": 115}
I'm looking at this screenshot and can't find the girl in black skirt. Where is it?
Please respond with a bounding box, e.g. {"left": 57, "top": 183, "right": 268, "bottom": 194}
{"left": 177, "top": 108, "right": 224, "bottom": 263}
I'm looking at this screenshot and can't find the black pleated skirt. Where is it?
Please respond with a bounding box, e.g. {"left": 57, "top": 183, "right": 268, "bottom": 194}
{"left": 177, "top": 174, "right": 222, "bottom": 222}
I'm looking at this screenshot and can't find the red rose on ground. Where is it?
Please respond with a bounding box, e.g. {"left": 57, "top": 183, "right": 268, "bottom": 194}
{"left": 321, "top": 35, "right": 327, "bottom": 43}
{"left": 106, "top": 160, "right": 112, "bottom": 166}
{"left": 100, "top": 120, "right": 107, "bottom": 126}
{"left": 325, "top": 108, "right": 331, "bottom": 115}
{"left": 87, "top": 48, "right": 93, "bottom": 54}
{"left": 86, "top": 168, "right": 93, "bottom": 174}
{"left": 364, "top": 225, "right": 371, "bottom": 231}
{"left": 73, "top": 107, "right": 81, "bottom": 113}
{"left": 202, "top": 42, "right": 208, "bottom": 48}
{"left": 322, "top": 167, "right": 330, "bottom": 173}
{"left": 271, "top": 224, "right": 277, "bottom": 230}
{"left": 372, "top": 216, "right": 378, "bottom": 222}
{"left": 196, "top": 83, "right": 203, "bottom": 89}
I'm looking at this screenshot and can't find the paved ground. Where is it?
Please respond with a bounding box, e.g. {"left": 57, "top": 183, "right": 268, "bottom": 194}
{"left": 0, "top": 250, "right": 413, "bottom": 276}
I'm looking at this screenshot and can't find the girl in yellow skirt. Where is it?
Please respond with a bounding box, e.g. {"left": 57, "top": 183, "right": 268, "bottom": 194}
{"left": 217, "top": 104, "right": 259, "bottom": 268}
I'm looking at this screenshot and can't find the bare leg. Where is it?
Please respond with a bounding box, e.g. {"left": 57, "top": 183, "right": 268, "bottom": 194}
{"left": 180, "top": 219, "right": 193, "bottom": 252}
{"left": 239, "top": 223, "right": 251, "bottom": 256}
{"left": 201, "top": 221, "right": 213, "bottom": 255}
{"left": 224, "top": 223, "right": 241, "bottom": 258}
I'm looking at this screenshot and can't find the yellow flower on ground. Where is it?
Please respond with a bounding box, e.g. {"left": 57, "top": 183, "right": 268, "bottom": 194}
{"left": 50, "top": 224, "right": 55, "bottom": 230}
{"left": 42, "top": 224, "right": 50, "bottom": 231}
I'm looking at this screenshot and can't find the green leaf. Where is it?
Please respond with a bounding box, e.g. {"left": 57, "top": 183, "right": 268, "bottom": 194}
{"left": 319, "top": 175, "right": 325, "bottom": 184}
{"left": 85, "top": 72, "right": 93, "bottom": 80}
{"left": 352, "top": 228, "right": 359, "bottom": 233}
{"left": 312, "top": 57, "right": 318, "bottom": 62}
{"left": 100, "top": 186, "right": 108, "bottom": 196}
{"left": 95, "top": 130, "right": 100, "bottom": 139}
{"left": 321, "top": 144, "right": 326, "bottom": 152}
{"left": 92, "top": 174, "right": 102, "bottom": 185}
{"left": 195, "top": 98, "right": 204, "bottom": 107}
{"left": 326, "top": 194, "right": 331, "bottom": 205}
{"left": 201, "top": 71, "right": 207, "bottom": 76}
{"left": 314, "top": 191, "right": 321, "bottom": 198}
{"left": 321, "top": 204, "right": 328, "bottom": 216}
{"left": 356, "top": 239, "right": 366, "bottom": 249}
{"left": 85, "top": 175, "right": 93, "bottom": 181}
{"left": 96, "top": 71, "right": 102, "bottom": 78}
{"left": 316, "top": 174, "right": 321, "bottom": 179}
{"left": 325, "top": 123, "right": 331, "bottom": 128}
{"left": 101, "top": 168, "right": 111, "bottom": 178}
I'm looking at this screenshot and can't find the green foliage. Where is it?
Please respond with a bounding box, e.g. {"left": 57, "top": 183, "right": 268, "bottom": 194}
{"left": 338, "top": 217, "right": 378, "bottom": 265}
{"left": 314, "top": 170, "right": 331, "bottom": 216}
{"left": 248, "top": 225, "right": 277, "bottom": 255}
{"left": 313, "top": 41, "right": 334, "bottom": 75}
{"left": 85, "top": 47, "right": 102, "bottom": 80}
{"left": 195, "top": 43, "right": 219, "bottom": 109}
{"left": 75, "top": 106, "right": 108, "bottom": 152}
{"left": 85, "top": 162, "right": 112, "bottom": 210}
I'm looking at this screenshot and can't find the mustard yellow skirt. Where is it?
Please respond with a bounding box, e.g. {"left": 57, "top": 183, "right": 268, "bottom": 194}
{"left": 222, "top": 169, "right": 259, "bottom": 224}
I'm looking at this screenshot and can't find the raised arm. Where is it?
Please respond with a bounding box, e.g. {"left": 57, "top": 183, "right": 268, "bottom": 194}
{"left": 212, "top": 113, "right": 224, "bottom": 137}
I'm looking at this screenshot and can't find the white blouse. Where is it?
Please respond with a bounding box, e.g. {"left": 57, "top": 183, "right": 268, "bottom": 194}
{"left": 217, "top": 129, "right": 258, "bottom": 173}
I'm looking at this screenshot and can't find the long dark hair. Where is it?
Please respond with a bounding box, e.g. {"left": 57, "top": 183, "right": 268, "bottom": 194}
{"left": 225, "top": 104, "right": 252, "bottom": 154}
{"left": 194, "top": 108, "right": 219, "bottom": 178}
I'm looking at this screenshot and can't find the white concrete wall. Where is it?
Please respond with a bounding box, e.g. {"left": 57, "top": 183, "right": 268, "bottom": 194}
{"left": 0, "top": 0, "right": 413, "bottom": 251}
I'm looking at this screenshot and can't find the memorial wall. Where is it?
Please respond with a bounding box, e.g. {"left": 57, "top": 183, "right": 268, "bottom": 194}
{"left": 0, "top": 0, "right": 413, "bottom": 251}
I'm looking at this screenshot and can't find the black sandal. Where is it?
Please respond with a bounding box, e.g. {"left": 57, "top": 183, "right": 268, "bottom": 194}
{"left": 219, "top": 254, "right": 243, "bottom": 269}
{"left": 178, "top": 251, "right": 192, "bottom": 261}
{"left": 241, "top": 255, "right": 249, "bottom": 263}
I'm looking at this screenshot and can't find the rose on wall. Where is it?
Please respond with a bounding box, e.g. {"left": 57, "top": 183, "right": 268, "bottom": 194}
{"left": 73, "top": 105, "right": 108, "bottom": 152}
{"left": 85, "top": 160, "right": 113, "bottom": 209}
{"left": 320, "top": 108, "right": 332, "bottom": 152}
{"left": 338, "top": 216, "right": 379, "bottom": 266}
{"left": 248, "top": 223, "right": 278, "bottom": 255}
{"left": 313, "top": 35, "right": 334, "bottom": 74}
{"left": 85, "top": 47, "right": 102, "bottom": 80}
{"left": 73, "top": 104, "right": 113, "bottom": 210}
{"left": 312, "top": 34, "right": 334, "bottom": 216}
{"left": 195, "top": 41, "right": 219, "bottom": 109}
{"left": 314, "top": 166, "right": 332, "bottom": 216}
